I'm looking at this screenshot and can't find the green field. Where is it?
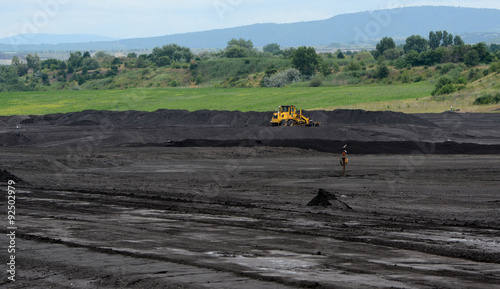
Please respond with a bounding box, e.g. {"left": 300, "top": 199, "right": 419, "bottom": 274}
{"left": 0, "top": 82, "right": 435, "bottom": 116}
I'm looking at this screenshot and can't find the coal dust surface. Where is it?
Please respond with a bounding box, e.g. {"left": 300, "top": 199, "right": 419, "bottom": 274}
{"left": 1, "top": 109, "right": 499, "bottom": 288}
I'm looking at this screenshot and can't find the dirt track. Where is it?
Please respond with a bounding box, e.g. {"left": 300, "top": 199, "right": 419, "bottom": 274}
{"left": 1, "top": 109, "right": 499, "bottom": 288}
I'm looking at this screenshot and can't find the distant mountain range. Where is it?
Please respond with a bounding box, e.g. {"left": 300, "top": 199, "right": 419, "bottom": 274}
{"left": 1, "top": 6, "right": 499, "bottom": 52}
{"left": 0, "top": 34, "right": 119, "bottom": 46}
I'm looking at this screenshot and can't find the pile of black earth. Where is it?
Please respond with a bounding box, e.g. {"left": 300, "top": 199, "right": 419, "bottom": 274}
{"left": 307, "top": 189, "right": 352, "bottom": 210}
{"left": 0, "top": 169, "right": 23, "bottom": 183}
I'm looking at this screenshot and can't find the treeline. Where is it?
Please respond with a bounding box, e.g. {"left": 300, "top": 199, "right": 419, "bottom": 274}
{"left": 376, "top": 31, "right": 497, "bottom": 67}
{"left": 0, "top": 38, "right": 301, "bottom": 91}
{"left": 1, "top": 31, "right": 500, "bottom": 92}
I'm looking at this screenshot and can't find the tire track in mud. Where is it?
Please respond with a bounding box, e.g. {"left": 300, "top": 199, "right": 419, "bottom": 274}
{"left": 21, "top": 187, "right": 500, "bottom": 263}
{"left": 16, "top": 188, "right": 500, "bottom": 268}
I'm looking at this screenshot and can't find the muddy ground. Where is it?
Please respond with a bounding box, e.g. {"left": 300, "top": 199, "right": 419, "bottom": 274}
{"left": 0, "top": 110, "right": 499, "bottom": 288}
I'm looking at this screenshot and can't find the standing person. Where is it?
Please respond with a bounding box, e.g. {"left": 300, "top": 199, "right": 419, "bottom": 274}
{"left": 341, "top": 145, "right": 348, "bottom": 177}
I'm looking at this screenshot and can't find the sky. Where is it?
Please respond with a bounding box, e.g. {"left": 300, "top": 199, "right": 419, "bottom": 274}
{"left": 1, "top": 0, "right": 500, "bottom": 40}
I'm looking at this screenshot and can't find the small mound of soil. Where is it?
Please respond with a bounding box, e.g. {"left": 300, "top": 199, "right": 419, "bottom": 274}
{"left": 307, "top": 189, "right": 352, "bottom": 210}
{"left": 0, "top": 169, "right": 23, "bottom": 183}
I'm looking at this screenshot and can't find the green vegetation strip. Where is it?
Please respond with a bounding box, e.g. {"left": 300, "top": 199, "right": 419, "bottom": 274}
{"left": 0, "top": 82, "right": 433, "bottom": 116}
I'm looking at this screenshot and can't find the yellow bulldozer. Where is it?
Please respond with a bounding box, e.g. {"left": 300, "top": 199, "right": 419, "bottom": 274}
{"left": 270, "top": 105, "right": 319, "bottom": 126}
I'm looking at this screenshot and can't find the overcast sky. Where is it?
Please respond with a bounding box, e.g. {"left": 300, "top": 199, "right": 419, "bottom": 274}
{"left": 1, "top": 0, "right": 500, "bottom": 39}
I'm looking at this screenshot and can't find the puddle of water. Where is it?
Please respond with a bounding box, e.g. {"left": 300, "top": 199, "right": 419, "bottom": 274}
{"left": 206, "top": 250, "right": 415, "bottom": 288}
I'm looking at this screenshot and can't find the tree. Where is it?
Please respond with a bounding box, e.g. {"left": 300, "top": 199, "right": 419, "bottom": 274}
{"left": 281, "top": 48, "right": 296, "bottom": 59}
{"left": 59, "top": 61, "right": 67, "bottom": 70}
{"left": 404, "top": 35, "right": 428, "bottom": 53}
{"left": 11, "top": 56, "right": 21, "bottom": 67}
{"left": 41, "top": 59, "right": 62, "bottom": 70}
{"left": 319, "top": 62, "right": 332, "bottom": 76}
{"left": 17, "top": 63, "right": 28, "bottom": 76}
{"left": 337, "top": 50, "right": 345, "bottom": 59}
{"left": 225, "top": 46, "right": 248, "bottom": 58}
{"left": 355, "top": 51, "right": 374, "bottom": 61}
{"left": 150, "top": 44, "right": 194, "bottom": 65}
{"left": 82, "top": 58, "right": 100, "bottom": 70}
{"left": 453, "top": 35, "right": 465, "bottom": 46}
{"left": 472, "top": 42, "right": 489, "bottom": 63}
{"left": 383, "top": 48, "right": 402, "bottom": 60}
{"left": 111, "top": 57, "right": 122, "bottom": 66}
{"left": 226, "top": 38, "right": 254, "bottom": 50}
{"left": 225, "top": 38, "right": 255, "bottom": 58}
{"left": 404, "top": 50, "right": 423, "bottom": 66}
{"left": 422, "top": 49, "right": 445, "bottom": 66}
{"left": 26, "top": 54, "right": 41, "bottom": 72}
{"left": 344, "top": 60, "right": 362, "bottom": 72}
{"left": 41, "top": 73, "right": 50, "bottom": 85}
{"left": 490, "top": 44, "right": 500, "bottom": 52}
{"left": 127, "top": 52, "right": 138, "bottom": 58}
{"left": 442, "top": 31, "right": 453, "bottom": 47}
{"left": 263, "top": 43, "right": 281, "bottom": 55}
{"left": 464, "top": 50, "right": 480, "bottom": 66}
{"left": 68, "top": 52, "right": 83, "bottom": 68}
{"left": 156, "top": 56, "right": 171, "bottom": 66}
{"left": 94, "top": 51, "right": 110, "bottom": 58}
{"left": 11, "top": 56, "right": 28, "bottom": 76}
{"left": 429, "top": 31, "right": 441, "bottom": 50}
{"left": 430, "top": 31, "right": 457, "bottom": 49}
{"left": 375, "top": 37, "right": 396, "bottom": 58}
{"left": 83, "top": 51, "right": 91, "bottom": 58}
{"left": 291, "top": 46, "right": 319, "bottom": 77}
{"left": 135, "top": 57, "right": 147, "bottom": 68}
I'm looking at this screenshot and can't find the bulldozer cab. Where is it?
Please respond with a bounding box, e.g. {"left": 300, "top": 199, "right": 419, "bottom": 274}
{"left": 279, "top": 106, "right": 292, "bottom": 113}
{"left": 279, "top": 105, "right": 296, "bottom": 115}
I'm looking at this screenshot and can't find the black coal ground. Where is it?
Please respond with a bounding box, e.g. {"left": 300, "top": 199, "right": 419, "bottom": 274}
{"left": 0, "top": 109, "right": 499, "bottom": 288}
{"left": 2, "top": 109, "right": 500, "bottom": 154}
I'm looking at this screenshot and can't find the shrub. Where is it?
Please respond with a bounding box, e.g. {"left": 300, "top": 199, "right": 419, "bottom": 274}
{"left": 436, "top": 83, "right": 456, "bottom": 95}
{"left": 401, "top": 71, "right": 411, "bottom": 83}
{"left": 309, "top": 74, "right": 323, "bottom": 87}
{"left": 376, "top": 64, "right": 390, "bottom": 79}
{"left": 489, "top": 61, "right": 500, "bottom": 73}
{"left": 473, "top": 93, "right": 500, "bottom": 105}
{"left": 262, "top": 68, "right": 301, "bottom": 87}
{"left": 468, "top": 69, "right": 480, "bottom": 81}
{"left": 265, "top": 66, "right": 278, "bottom": 77}
{"left": 440, "top": 63, "right": 456, "bottom": 75}
{"left": 344, "top": 60, "right": 362, "bottom": 72}
{"left": 432, "top": 76, "right": 454, "bottom": 96}
{"left": 464, "top": 50, "right": 480, "bottom": 66}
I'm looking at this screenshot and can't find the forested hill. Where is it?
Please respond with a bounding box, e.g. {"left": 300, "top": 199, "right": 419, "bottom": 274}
{"left": 1, "top": 6, "right": 499, "bottom": 52}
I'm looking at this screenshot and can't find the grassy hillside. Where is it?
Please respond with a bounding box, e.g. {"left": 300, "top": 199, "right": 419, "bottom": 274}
{"left": 338, "top": 69, "right": 500, "bottom": 113}
{"left": 3, "top": 67, "right": 500, "bottom": 116}
{"left": 0, "top": 82, "right": 433, "bottom": 116}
